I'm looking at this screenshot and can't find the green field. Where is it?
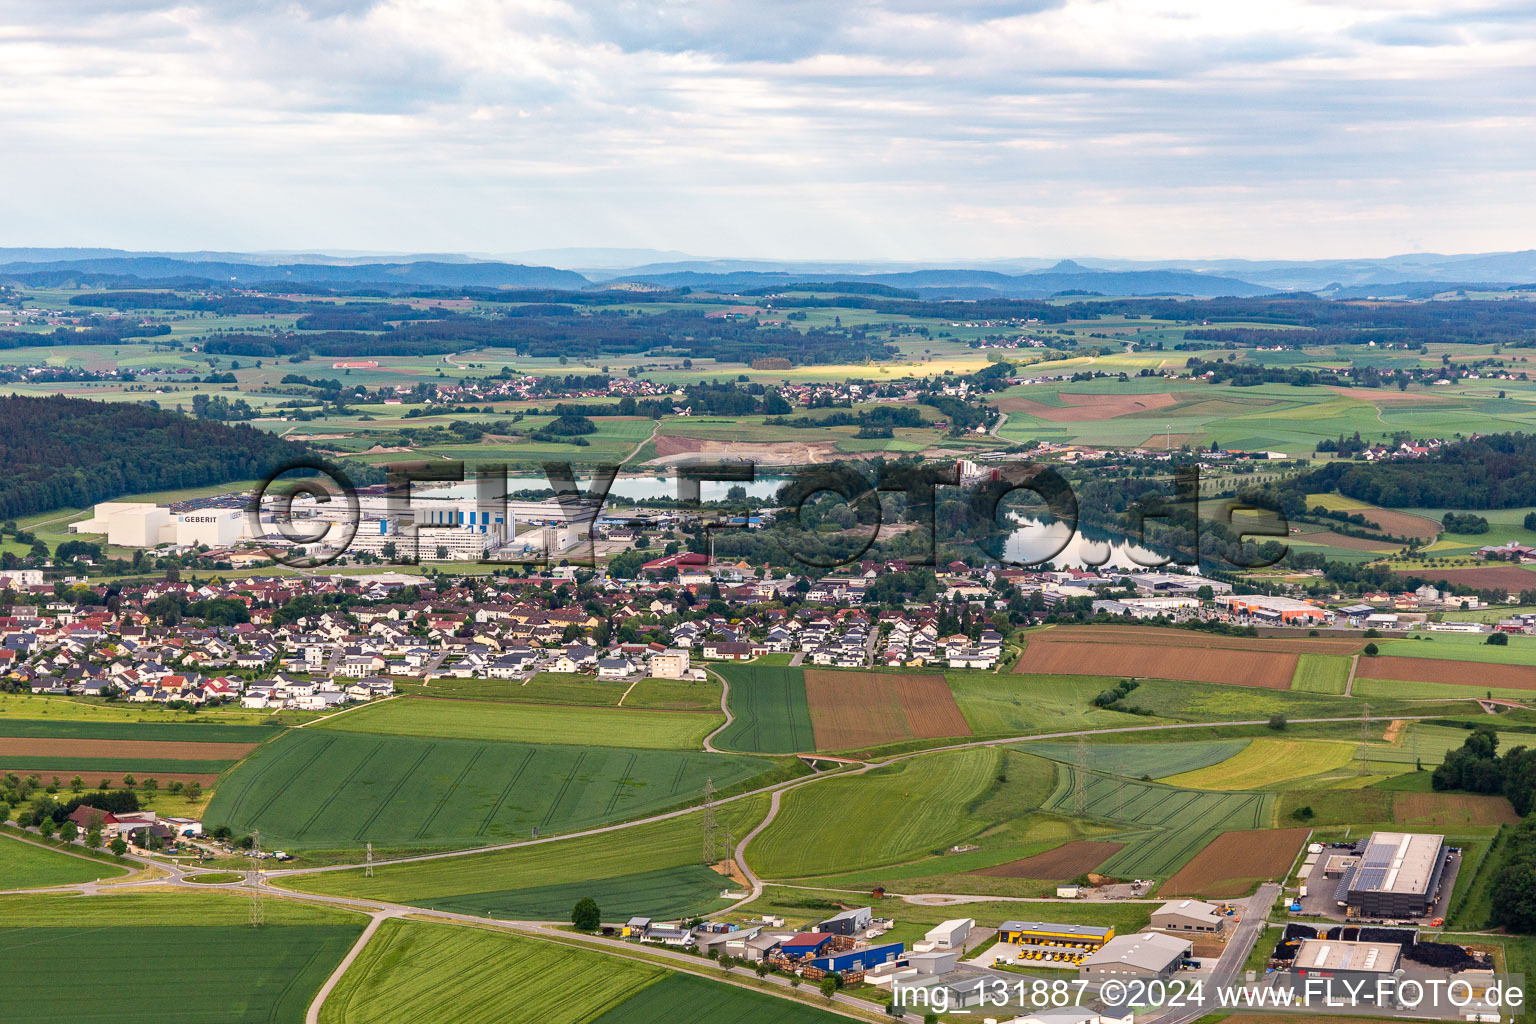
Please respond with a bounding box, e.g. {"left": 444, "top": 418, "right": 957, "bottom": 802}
{"left": 320, "top": 920, "right": 660, "bottom": 1024}
{"left": 315, "top": 696, "right": 722, "bottom": 750}
{"left": 0, "top": 693, "right": 277, "bottom": 725}
{"left": 1291, "top": 654, "right": 1353, "bottom": 693}
{"left": 0, "top": 892, "right": 364, "bottom": 1024}
{"left": 1021, "top": 739, "right": 1249, "bottom": 779}
{"left": 1379, "top": 632, "right": 1536, "bottom": 666}
{"left": 410, "top": 674, "right": 721, "bottom": 712}
{"left": 0, "top": 833, "right": 128, "bottom": 888}
{"left": 711, "top": 665, "right": 815, "bottom": 754}
{"left": 1042, "top": 766, "right": 1276, "bottom": 878}
{"left": 279, "top": 796, "right": 768, "bottom": 918}
{"left": 205, "top": 729, "right": 768, "bottom": 851}
{"left": 0, "top": 719, "right": 278, "bottom": 741}
{"left": 948, "top": 672, "right": 1149, "bottom": 736}
{"left": 1162, "top": 738, "right": 1357, "bottom": 790}
{"left": 749, "top": 747, "right": 1004, "bottom": 878}
{"left": 587, "top": 972, "right": 850, "bottom": 1024}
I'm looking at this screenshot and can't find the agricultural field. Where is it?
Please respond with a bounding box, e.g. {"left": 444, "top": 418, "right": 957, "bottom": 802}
{"left": 279, "top": 796, "right": 769, "bottom": 919}
{"left": 0, "top": 715, "right": 275, "bottom": 781}
{"left": 748, "top": 747, "right": 1004, "bottom": 878}
{"left": 802, "top": 670, "right": 971, "bottom": 751}
{"left": 711, "top": 664, "right": 815, "bottom": 754}
{"left": 1021, "top": 739, "right": 1249, "bottom": 780}
{"left": 1037, "top": 625, "right": 1365, "bottom": 655}
{"left": 205, "top": 729, "right": 769, "bottom": 852}
{"left": 946, "top": 671, "right": 1147, "bottom": 736}
{"left": 586, "top": 973, "right": 851, "bottom": 1024}
{"left": 1041, "top": 766, "right": 1276, "bottom": 879}
{"left": 1018, "top": 638, "right": 1297, "bottom": 688}
{"left": 0, "top": 892, "right": 365, "bottom": 1024}
{"left": 1163, "top": 739, "right": 1358, "bottom": 790}
{"left": 1377, "top": 632, "right": 1536, "bottom": 667}
{"left": 1159, "top": 826, "right": 1310, "bottom": 898}
{"left": 319, "top": 920, "right": 661, "bottom": 1024}
{"left": 314, "top": 695, "right": 722, "bottom": 749}
{"left": 969, "top": 839, "right": 1124, "bottom": 879}
{"left": 0, "top": 833, "right": 128, "bottom": 888}
{"left": 1291, "top": 654, "right": 1353, "bottom": 693}
{"left": 1357, "top": 655, "right": 1536, "bottom": 690}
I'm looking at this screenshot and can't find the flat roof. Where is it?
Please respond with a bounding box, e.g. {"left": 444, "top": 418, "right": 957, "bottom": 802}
{"left": 1347, "top": 832, "right": 1444, "bottom": 897}
{"left": 1000, "top": 921, "right": 1112, "bottom": 938}
{"left": 1080, "top": 932, "right": 1191, "bottom": 972}
{"left": 1295, "top": 939, "right": 1401, "bottom": 974}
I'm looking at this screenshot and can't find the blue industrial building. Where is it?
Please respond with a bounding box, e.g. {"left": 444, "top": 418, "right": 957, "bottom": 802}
{"left": 805, "top": 941, "right": 904, "bottom": 974}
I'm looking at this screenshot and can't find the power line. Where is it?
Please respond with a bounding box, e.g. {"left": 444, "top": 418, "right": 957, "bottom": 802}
{"left": 702, "top": 777, "right": 717, "bottom": 866}
{"left": 248, "top": 830, "right": 264, "bottom": 928}
{"left": 365, "top": 842, "right": 374, "bottom": 879}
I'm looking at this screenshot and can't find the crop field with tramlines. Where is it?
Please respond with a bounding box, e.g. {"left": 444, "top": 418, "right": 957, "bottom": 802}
{"left": 711, "top": 664, "right": 815, "bottom": 754}
{"left": 1041, "top": 765, "right": 1275, "bottom": 879}
{"left": 204, "top": 729, "right": 767, "bottom": 851}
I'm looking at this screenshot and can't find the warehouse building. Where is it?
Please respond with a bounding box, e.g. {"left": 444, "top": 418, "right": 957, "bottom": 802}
{"left": 999, "top": 921, "right": 1113, "bottom": 950}
{"left": 1290, "top": 938, "right": 1401, "bottom": 1005}
{"left": 75, "top": 502, "right": 251, "bottom": 549}
{"left": 1151, "top": 899, "right": 1226, "bottom": 933}
{"left": 1337, "top": 832, "right": 1446, "bottom": 918}
{"left": 818, "top": 907, "right": 873, "bottom": 936}
{"left": 804, "top": 941, "right": 904, "bottom": 975}
{"left": 1079, "top": 932, "right": 1191, "bottom": 980}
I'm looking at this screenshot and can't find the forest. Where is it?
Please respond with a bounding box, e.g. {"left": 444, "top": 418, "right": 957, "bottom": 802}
{"left": 0, "top": 395, "right": 319, "bottom": 520}
{"left": 1256, "top": 434, "right": 1536, "bottom": 511}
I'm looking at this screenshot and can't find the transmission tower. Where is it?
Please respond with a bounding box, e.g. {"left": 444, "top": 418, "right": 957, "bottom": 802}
{"left": 247, "top": 830, "right": 264, "bottom": 928}
{"left": 1073, "top": 736, "right": 1088, "bottom": 817}
{"left": 722, "top": 823, "right": 736, "bottom": 879}
{"left": 1358, "top": 702, "right": 1373, "bottom": 775}
{"left": 365, "top": 842, "right": 374, "bottom": 879}
{"left": 702, "top": 777, "right": 718, "bottom": 865}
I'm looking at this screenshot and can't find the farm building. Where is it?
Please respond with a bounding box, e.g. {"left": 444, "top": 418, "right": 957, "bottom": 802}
{"left": 1338, "top": 832, "right": 1446, "bottom": 918}
{"left": 1152, "top": 899, "right": 1226, "bottom": 933}
{"left": 1078, "top": 933, "right": 1191, "bottom": 980}
{"left": 999, "top": 921, "right": 1113, "bottom": 950}
{"left": 916, "top": 918, "right": 973, "bottom": 951}
{"left": 1290, "top": 938, "right": 1401, "bottom": 1004}
{"left": 819, "top": 907, "right": 874, "bottom": 936}
{"left": 805, "top": 941, "right": 904, "bottom": 975}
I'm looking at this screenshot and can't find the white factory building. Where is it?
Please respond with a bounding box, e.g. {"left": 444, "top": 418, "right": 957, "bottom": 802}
{"left": 73, "top": 502, "right": 251, "bottom": 549}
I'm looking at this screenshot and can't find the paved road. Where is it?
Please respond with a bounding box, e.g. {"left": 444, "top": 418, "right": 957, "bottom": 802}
{"left": 1158, "top": 881, "right": 1280, "bottom": 1024}
{"left": 700, "top": 667, "right": 735, "bottom": 753}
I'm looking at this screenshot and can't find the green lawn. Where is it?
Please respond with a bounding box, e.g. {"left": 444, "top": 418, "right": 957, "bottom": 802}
{"left": 279, "top": 796, "right": 768, "bottom": 919}
{"left": 0, "top": 892, "right": 364, "bottom": 1024}
{"left": 205, "top": 729, "right": 769, "bottom": 852}
{"left": 320, "top": 920, "right": 660, "bottom": 1024}
{"left": 711, "top": 665, "right": 815, "bottom": 754}
{"left": 0, "top": 833, "right": 128, "bottom": 888}
{"left": 315, "top": 695, "right": 722, "bottom": 750}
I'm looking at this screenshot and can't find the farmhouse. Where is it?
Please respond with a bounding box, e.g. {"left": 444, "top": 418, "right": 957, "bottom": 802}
{"left": 1151, "top": 899, "right": 1226, "bottom": 933}
{"left": 999, "top": 921, "right": 1113, "bottom": 950}
{"left": 1079, "top": 932, "right": 1191, "bottom": 980}
{"left": 1338, "top": 832, "right": 1446, "bottom": 918}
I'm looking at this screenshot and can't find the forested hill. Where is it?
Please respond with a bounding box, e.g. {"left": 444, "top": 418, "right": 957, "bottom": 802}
{"left": 1251, "top": 433, "right": 1536, "bottom": 513}
{"left": 0, "top": 395, "right": 314, "bottom": 520}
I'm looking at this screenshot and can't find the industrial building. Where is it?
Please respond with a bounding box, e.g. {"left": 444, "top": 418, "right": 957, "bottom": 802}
{"left": 1151, "top": 899, "right": 1227, "bottom": 933}
{"left": 1337, "top": 832, "right": 1446, "bottom": 918}
{"left": 1078, "top": 932, "right": 1191, "bottom": 980}
{"left": 1290, "top": 938, "right": 1401, "bottom": 1005}
{"left": 998, "top": 921, "right": 1113, "bottom": 950}
{"left": 1215, "top": 594, "right": 1332, "bottom": 625}
{"left": 75, "top": 502, "right": 252, "bottom": 549}
{"left": 818, "top": 907, "right": 873, "bottom": 936}
{"left": 915, "top": 918, "right": 972, "bottom": 952}
{"left": 804, "top": 941, "right": 903, "bottom": 975}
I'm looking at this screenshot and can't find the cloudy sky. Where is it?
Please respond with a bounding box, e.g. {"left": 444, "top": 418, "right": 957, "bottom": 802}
{"left": 3, "top": 0, "right": 1534, "bottom": 260}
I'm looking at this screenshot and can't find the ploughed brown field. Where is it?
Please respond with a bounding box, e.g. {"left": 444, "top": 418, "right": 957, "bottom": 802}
{"left": 803, "top": 670, "right": 971, "bottom": 750}
{"left": 1018, "top": 639, "right": 1297, "bottom": 688}
{"left": 1040, "top": 625, "right": 1364, "bottom": 655}
{"left": 995, "top": 391, "right": 1178, "bottom": 422}
{"left": 970, "top": 840, "right": 1124, "bottom": 879}
{"left": 0, "top": 768, "right": 221, "bottom": 786}
{"left": 1364, "top": 655, "right": 1536, "bottom": 690}
{"left": 1391, "top": 565, "right": 1536, "bottom": 589}
{"left": 1160, "top": 826, "right": 1310, "bottom": 898}
{"left": 0, "top": 738, "right": 258, "bottom": 759}
{"left": 1395, "top": 792, "right": 1520, "bottom": 827}
{"left": 1346, "top": 507, "right": 1441, "bottom": 541}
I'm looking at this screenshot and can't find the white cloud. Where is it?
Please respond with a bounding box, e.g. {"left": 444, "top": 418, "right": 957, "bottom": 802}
{"left": 0, "top": 0, "right": 1533, "bottom": 259}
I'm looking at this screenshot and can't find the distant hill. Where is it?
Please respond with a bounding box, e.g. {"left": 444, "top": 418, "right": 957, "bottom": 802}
{"left": 0, "top": 395, "right": 316, "bottom": 520}
{"left": 0, "top": 257, "right": 588, "bottom": 291}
